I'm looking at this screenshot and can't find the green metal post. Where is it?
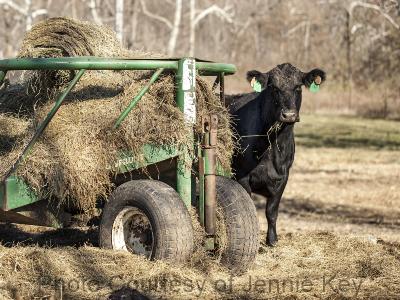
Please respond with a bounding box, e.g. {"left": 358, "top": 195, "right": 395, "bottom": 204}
{"left": 176, "top": 58, "right": 196, "bottom": 208}
{"left": 199, "top": 155, "right": 205, "bottom": 226}
{"left": 5, "top": 69, "right": 85, "bottom": 177}
{"left": 0, "top": 70, "right": 7, "bottom": 86}
{"left": 114, "top": 68, "right": 164, "bottom": 129}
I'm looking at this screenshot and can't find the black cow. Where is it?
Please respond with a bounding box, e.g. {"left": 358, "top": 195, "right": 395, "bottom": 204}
{"left": 227, "top": 63, "right": 326, "bottom": 246}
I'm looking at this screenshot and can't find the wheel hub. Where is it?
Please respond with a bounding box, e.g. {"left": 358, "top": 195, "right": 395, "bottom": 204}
{"left": 112, "top": 207, "right": 154, "bottom": 258}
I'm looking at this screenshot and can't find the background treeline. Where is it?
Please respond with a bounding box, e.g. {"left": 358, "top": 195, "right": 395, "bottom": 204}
{"left": 1, "top": 0, "right": 399, "bottom": 118}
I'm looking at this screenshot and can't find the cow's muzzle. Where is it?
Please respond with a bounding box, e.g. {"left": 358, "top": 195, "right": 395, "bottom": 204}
{"left": 280, "top": 110, "right": 299, "bottom": 123}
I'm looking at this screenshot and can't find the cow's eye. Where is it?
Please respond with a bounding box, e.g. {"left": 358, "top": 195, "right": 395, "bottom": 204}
{"left": 295, "top": 86, "right": 302, "bottom": 92}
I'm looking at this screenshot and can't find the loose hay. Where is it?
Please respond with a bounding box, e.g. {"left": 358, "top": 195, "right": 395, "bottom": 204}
{"left": 188, "top": 205, "right": 229, "bottom": 275}
{"left": 0, "top": 18, "right": 234, "bottom": 211}
{"left": 0, "top": 231, "right": 399, "bottom": 299}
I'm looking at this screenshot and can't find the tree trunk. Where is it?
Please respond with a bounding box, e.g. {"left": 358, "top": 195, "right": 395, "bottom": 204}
{"left": 25, "top": 0, "right": 33, "bottom": 31}
{"left": 167, "top": 0, "right": 182, "bottom": 56}
{"left": 345, "top": 10, "right": 353, "bottom": 109}
{"left": 130, "top": 0, "right": 139, "bottom": 47}
{"left": 71, "top": 0, "right": 77, "bottom": 19}
{"left": 115, "top": 0, "right": 124, "bottom": 42}
{"left": 189, "top": 0, "right": 196, "bottom": 57}
{"left": 304, "top": 19, "right": 310, "bottom": 68}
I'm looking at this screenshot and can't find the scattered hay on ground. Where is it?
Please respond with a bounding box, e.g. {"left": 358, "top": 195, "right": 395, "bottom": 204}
{"left": 188, "top": 206, "right": 228, "bottom": 273}
{"left": 0, "top": 231, "right": 398, "bottom": 299}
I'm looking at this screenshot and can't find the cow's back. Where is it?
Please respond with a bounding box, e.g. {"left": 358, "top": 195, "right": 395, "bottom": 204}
{"left": 226, "top": 92, "right": 259, "bottom": 115}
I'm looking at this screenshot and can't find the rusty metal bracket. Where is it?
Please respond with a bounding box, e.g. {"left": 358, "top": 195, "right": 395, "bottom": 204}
{"left": 201, "top": 115, "right": 218, "bottom": 236}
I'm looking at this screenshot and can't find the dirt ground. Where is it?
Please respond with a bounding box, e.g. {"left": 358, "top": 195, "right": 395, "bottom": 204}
{"left": 0, "top": 114, "right": 399, "bottom": 299}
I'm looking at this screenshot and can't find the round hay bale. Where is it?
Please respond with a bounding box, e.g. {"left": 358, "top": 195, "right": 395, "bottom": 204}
{"left": 18, "top": 17, "right": 121, "bottom": 58}
{"left": 18, "top": 17, "right": 122, "bottom": 98}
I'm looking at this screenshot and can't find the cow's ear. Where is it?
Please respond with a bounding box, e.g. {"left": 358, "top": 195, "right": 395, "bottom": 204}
{"left": 246, "top": 70, "right": 269, "bottom": 92}
{"left": 303, "top": 69, "right": 326, "bottom": 89}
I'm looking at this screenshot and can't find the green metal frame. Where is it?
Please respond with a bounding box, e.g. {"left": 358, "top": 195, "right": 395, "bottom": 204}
{"left": 0, "top": 175, "right": 40, "bottom": 211}
{"left": 113, "top": 144, "right": 179, "bottom": 174}
{"left": 0, "top": 57, "right": 236, "bottom": 222}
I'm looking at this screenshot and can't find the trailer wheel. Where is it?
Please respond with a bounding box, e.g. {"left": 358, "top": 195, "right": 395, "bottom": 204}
{"left": 216, "top": 176, "right": 259, "bottom": 273}
{"left": 100, "top": 180, "right": 194, "bottom": 263}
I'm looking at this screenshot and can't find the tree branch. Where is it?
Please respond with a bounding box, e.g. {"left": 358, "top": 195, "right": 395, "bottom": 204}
{"left": 350, "top": 1, "right": 399, "bottom": 29}
{"left": 285, "top": 21, "right": 307, "bottom": 36}
{"left": 194, "top": 4, "right": 234, "bottom": 26}
{"left": 0, "top": 0, "right": 27, "bottom": 15}
{"left": 140, "top": 0, "right": 172, "bottom": 29}
{"left": 31, "top": 8, "right": 48, "bottom": 18}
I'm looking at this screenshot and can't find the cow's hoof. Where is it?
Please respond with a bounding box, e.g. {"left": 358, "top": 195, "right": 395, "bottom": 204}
{"left": 266, "top": 234, "right": 278, "bottom": 247}
{"left": 266, "top": 237, "right": 278, "bottom": 247}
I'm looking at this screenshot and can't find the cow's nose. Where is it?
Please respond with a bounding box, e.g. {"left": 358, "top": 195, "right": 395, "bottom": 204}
{"left": 280, "top": 111, "right": 297, "bottom": 123}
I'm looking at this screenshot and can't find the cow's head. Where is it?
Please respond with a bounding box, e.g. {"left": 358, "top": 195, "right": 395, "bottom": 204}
{"left": 246, "top": 63, "right": 326, "bottom": 123}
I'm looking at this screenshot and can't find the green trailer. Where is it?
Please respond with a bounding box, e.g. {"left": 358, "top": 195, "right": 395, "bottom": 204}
{"left": 0, "top": 57, "right": 259, "bottom": 273}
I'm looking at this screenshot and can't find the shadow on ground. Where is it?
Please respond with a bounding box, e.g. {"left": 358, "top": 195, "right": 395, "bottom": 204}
{"left": 254, "top": 196, "right": 400, "bottom": 228}
{"left": 108, "top": 288, "right": 151, "bottom": 300}
{"left": 0, "top": 223, "right": 98, "bottom": 247}
{"left": 295, "top": 114, "right": 400, "bottom": 150}
{"left": 296, "top": 133, "right": 400, "bottom": 149}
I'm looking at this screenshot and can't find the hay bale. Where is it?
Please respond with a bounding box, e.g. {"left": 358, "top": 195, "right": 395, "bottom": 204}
{"left": 0, "top": 84, "right": 37, "bottom": 116}
{"left": 0, "top": 114, "right": 30, "bottom": 177}
{"left": 19, "top": 18, "right": 122, "bottom": 58}
{"left": 18, "top": 17, "right": 123, "bottom": 98}
{"left": 0, "top": 18, "right": 234, "bottom": 211}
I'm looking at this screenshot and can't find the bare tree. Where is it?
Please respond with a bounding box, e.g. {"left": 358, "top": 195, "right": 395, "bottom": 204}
{"left": 129, "top": 0, "right": 140, "bottom": 46}
{"left": 115, "top": 0, "right": 124, "bottom": 42}
{"left": 397, "top": 0, "right": 400, "bottom": 15}
{"left": 341, "top": 0, "right": 400, "bottom": 108}
{"left": 0, "top": 0, "right": 48, "bottom": 30}
{"left": 350, "top": 1, "right": 399, "bottom": 30}
{"left": 0, "top": 0, "right": 399, "bottom": 113}
{"left": 140, "top": 0, "right": 182, "bottom": 56}
{"left": 189, "top": 0, "right": 234, "bottom": 57}
{"left": 88, "top": 0, "right": 102, "bottom": 24}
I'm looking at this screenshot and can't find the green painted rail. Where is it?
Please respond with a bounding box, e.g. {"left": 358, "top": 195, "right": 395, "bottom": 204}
{"left": 114, "top": 68, "right": 164, "bottom": 129}
{"left": 0, "top": 57, "right": 236, "bottom": 75}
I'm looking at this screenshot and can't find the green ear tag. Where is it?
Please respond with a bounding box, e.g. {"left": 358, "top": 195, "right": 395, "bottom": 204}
{"left": 309, "top": 82, "right": 320, "bottom": 93}
{"left": 253, "top": 80, "right": 262, "bottom": 92}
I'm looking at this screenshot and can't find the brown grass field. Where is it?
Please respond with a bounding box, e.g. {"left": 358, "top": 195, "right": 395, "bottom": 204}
{"left": 0, "top": 114, "right": 399, "bottom": 299}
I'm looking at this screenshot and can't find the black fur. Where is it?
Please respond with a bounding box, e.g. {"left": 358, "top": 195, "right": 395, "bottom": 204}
{"left": 227, "top": 63, "right": 326, "bottom": 246}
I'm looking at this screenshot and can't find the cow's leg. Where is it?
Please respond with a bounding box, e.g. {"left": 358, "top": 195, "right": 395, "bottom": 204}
{"left": 265, "top": 194, "right": 281, "bottom": 246}
{"left": 264, "top": 177, "right": 288, "bottom": 246}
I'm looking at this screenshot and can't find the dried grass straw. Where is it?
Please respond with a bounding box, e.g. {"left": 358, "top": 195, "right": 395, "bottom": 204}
{"left": 0, "top": 231, "right": 399, "bottom": 299}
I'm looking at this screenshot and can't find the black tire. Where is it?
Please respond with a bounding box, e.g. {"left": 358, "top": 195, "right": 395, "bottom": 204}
{"left": 216, "top": 176, "right": 259, "bottom": 273}
{"left": 100, "top": 180, "right": 194, "bottom": 263}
